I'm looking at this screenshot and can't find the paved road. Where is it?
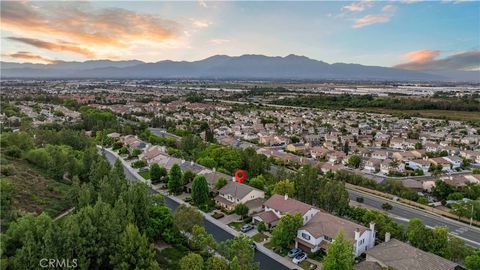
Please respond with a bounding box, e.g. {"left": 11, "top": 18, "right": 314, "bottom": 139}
{"left": 103, "top": 150, "right": 290, "bottom": 270}
{"left": 348, "top": 189, "right": 480, "bottom": 248}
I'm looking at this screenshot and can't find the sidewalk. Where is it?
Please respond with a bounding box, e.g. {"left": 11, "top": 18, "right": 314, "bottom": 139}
{"left": 103, "top": 146, "right": 300, "bottom": 269}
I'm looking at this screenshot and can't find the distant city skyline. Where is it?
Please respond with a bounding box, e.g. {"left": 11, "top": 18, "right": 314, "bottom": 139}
{"left": 1, "top": 1, "right": 479, "bottom": 71}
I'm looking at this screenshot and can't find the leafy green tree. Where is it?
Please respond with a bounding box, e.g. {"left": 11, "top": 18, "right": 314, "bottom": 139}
{"left": 168, "top": 164, "right": 183, "bottom": 194}
{"left": 257, "top": 221, "right": 267, "bottom": 233}
{"left": 234, "top": 203, "right": 249, "bottom": 219}
{"left": 174, "top": 204, "right": 203, "bottom": 233}
{"left": 150, "top": 164, "right": 168, "bottom": 184}
{"left": 205, "top": 256, "right": 229, "bottom": 270}
{"left": 249, "top": 175, "right": 265, "bottom": 190}
{"left": 272, "top": 179, "right": 295, "bottom": 197}
{"left": 323, "top": 231, "right": 354, "bottom": 270}
{"left": 317, "top": 179, "right": 350, "bottom": 215}
{"left": 182, "top": 170, "right": 196, "bottom": 185}
{"left": 179, "top": 253, "right": 204, "bottom": 270}
{"left": 120, "top": 183, "right": 152, "bottom": 231}
{"left": 0, "top": 179, "right": 14, "bottom": 219}
{"left": 271, "top": 213, "right": 303, "bottom": 249}
{"left": 192, "top": 175, "right": 210, "bottom": 205}
{"left": 215, "top": 177, "right": 228, "bottom": 190}
{"left": 145, "top": 205, "right": 173, "bottom": 240}
{"left": 189, "top": 225, "right": 216, "bottom": 254}
{"left": 444, "top": 236, "right": 472, "bottom": 263}
{"left": 347, "top": 155, "right": 361, "bottom": 168}
{"left": 110, "top": 223, "right": 159, "bottom": 270}
{"left": 407, "top": 218, "right": 431, "bottom": 251}
{"left": 219, "top": 235, "right": 258, "bottom": 270}
{"left": 432, "top": 181, "right": 456, "bottom": 201}
{"left": 465, "top": 251, "right": 480, "bottom": 270}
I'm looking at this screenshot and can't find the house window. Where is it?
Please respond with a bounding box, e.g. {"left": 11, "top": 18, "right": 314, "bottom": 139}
{"left": 302, "top": 233, "right": 310, "bottom": 240}
{"left": 324, "top": 236, "right": 332, "bottom": 241}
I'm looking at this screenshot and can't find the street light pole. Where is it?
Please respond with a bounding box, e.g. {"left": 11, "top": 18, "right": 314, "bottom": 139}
{"left": 470, "top": 203, "right": 474, "bottom": 228}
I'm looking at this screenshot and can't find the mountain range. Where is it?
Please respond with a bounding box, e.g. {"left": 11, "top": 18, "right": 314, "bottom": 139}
{"left": 1, "top": 54, "right": 478, "bottom": 82}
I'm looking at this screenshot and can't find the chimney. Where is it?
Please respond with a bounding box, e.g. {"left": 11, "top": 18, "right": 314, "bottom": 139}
{"left": 213, "top": 167, "right": 216, "bottom": 172}
{"left": 385, "top": 232, "right": 391, "bottom": 243}
{"left": 191, "top": 161, "right": 194, "bottom": 165}
{"left": 284, "top": 194, "right": 288, "bottom": 200}
{"left": 354, "top": 228, "right": 360, "bottom": 240}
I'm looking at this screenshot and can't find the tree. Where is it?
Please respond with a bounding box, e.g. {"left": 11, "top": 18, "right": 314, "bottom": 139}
{"left": 145, "top": 205, "right": 173, "bottom": 240}
{"left": 205, "top": 256, "right": 229, "bottom": 270}
{"left": 317, "top": 179, "right": 350, "bottom": 215}
{"left": 432, "top": 180, "right": 456, "bottom": 201}
{"left": 0, "top": 179, "right": 14, "bottom": 219}
{"left": 192, "top": 175, "right": 210, "bottom": 206}
{"left": 179, "top": 253, "right": 204, "bottom": 270}
{"left": 407, "top": 218, "right": 431, "bottom": 251}
{"left": 343, "top": 141, "right": 350, "bottom": 155}
{"left": 110, "top": 224, "right": 159, "bottom": 270}
{"left": 323, "top": 231, "right": 354, "bottom": 270}
{"left": 445, "top": 236, "right": 471, "bottom": 263}
{"left": 465, "top": 251, "right": 480, "bottom": 270}
{"left": 272, "top": 179, "right": 295, "bottom": 197}
{"left": 257, "top": 221, "right": 267, "bottom": 233}
{"left": 294, "top": 165, "right": 318, "bottom": 205}
{"left": 189, "top": 225, "right": 216, "bottom": 254}
{"left": 249, "top": 175, "right": 265, "bottom": 190}
{"left": 219, "top": 235, "right": 258, "bottom": 270}
{"left": 149, "top": 163, "right": 163, "bottom": 183}
{"left": 215, "top": 177, "right": 228, "bottom": 190}
{"left": 347, "top": 155, "right": 361, "bottom": 168}
{"left": 182, "top": 170, "right": 196, "bottom": 185}
{"left": 168, "top": 164, "right": 183, "bottom": 195}
{"left": 271, "top": 213, "right": 303, "bottom": 249}
{"left": 234, "top": 203, "right": 249, "bottom": 219}
{"left": 174, "top": 204, "right": 203, "bottom": 233}
{"left": 114, "top": 159, "right": 126, "bottom": 181}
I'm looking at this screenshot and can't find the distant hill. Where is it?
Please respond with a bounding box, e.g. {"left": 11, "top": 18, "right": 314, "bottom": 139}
{"left": 1, "top": 54, "right": 478, "bottom": 82}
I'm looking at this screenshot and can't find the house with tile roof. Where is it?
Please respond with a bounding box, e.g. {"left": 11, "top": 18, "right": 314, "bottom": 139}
{"left": 214, "top": 182, "right": 265, "bottom": 214}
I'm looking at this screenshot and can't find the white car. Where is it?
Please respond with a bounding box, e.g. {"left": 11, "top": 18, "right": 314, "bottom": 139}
{"left": 292, "top": 252, "right": 307, "bottom": 264}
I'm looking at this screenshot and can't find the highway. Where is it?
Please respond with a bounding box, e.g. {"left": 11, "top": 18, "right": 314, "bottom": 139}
{"left": 348, "top": 189, "right": 480, "bottom": 248}
{"left": 103, "top": 150, "right": 291, "bottom": 270}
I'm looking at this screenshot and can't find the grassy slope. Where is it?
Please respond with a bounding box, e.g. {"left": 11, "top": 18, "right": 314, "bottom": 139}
{"left": 354, "top": 108, "right": 480, "bottom": 122}
{"left": 2, "top": 158, "right": 73, "bottom": 218}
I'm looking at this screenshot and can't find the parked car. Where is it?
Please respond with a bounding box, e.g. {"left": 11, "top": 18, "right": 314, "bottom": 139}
{"left": 240, "top": 224, "right": 254, "bottom": 233}
{"left": 288, "top": 248, "right": 302, "bottom": 258}
{"left": 250, "top": 242, "right": 256, "bottom": 250}
{"left": 292, "top": 252, "right": 307, "bottom": 264}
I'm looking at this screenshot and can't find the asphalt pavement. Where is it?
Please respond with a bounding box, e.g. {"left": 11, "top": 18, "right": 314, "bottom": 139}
{"left": 103, "top": 149, "right": 291, "bottom": 270}
{"left": 348, "top": 189, "right": 480, "bottom": 248}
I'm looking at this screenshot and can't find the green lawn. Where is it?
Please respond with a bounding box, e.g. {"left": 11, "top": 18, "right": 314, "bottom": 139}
{"left": 251, "top": 232, "right": 268, "bottom": 243}
{"left": 227, "top": 221, "right": 246, "bottom": 231}
{"left": 263, "top": 241, "right": 288, "bottom": 257}
{"left": 299, "top": 260, "right": 318, "bottom": 270}
{"left": 139, "top": 170, "right": 151, "bottom": 180}
{"left": 157, "top": 246, "right": 189, "bottom": 270}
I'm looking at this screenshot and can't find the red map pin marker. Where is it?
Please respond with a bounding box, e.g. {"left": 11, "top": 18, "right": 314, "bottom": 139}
{"left": 234, "top": 169, "right": 247, "bottom": 184}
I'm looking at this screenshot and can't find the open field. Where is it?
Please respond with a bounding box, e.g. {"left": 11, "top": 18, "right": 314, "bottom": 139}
{"left": 354, "top": 108, "right": 480, "bottom": 122}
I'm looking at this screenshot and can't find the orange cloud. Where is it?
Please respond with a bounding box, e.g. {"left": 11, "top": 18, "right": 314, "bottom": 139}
{"left": 1, "top": 1, "right": 182, "bottom": 56}
{"left": 400, "top": 50, "right": 440, "bottom": 63}
{"left": 3, "top": 51, "right": 60, "bottom": 64}
{"left": 7, "top": 37, "right": 96, "bottom": 58}
{"left": 395, "top": 50, "right": 480, "bottom": 71}
{"left": 353, "top": 14, "right": 391, "bottom": 28}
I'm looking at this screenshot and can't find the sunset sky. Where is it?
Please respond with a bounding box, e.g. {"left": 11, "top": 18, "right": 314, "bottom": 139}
{"left": 1, "top": 1, "right": 479, "bottom": 71}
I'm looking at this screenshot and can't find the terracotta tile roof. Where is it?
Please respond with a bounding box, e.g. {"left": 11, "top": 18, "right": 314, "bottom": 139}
{"left": 366, "top": 239, "right": 457, "bottom": 270}
{"left": 263, "top": 194, "right": 312, "bottom": 216}
{"left": 254, "top": 210, "right": 279, "bottom": 224}
{"left": 301, "top": 211, "right": 367, "bottom": 241}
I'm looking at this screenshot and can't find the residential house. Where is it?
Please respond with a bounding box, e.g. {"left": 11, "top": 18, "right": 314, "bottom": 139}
{"left": 214, "top": 182, "right": 265, "bottom": 214}
{"left": 253, "top": 194, "right": 319, "bottom": 227}
{"left": 365, "top": 237, "right": 457, "bottom": 270}
{"left": 371, "top": 150, "right": 389, "bottom": 160}
{"left": 364, "top": 158, "right": 381, "bottom": 173}
{"left": 295, "top": 211, "right": 376, "bottom": 257}
{"left": 380, "top": 159, "right": 405, "bottom": 175}
{"left": 406, "top": 159, "right": 431, "bottom": 174}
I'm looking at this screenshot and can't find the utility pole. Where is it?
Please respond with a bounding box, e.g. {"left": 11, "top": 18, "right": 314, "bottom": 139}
{"left": 470, "top": 203, "right": 474, "bottom": 228}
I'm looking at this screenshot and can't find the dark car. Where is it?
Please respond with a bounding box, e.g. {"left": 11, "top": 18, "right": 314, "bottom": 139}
{"left": 288, "top": 248, "right": 302, "bottom": 258}
{"left": 240, "top": 224, "right": 254, "bottom": 233}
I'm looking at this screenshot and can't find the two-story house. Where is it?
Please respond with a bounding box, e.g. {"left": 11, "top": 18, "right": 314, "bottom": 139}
{"left": 214, "top": 182, "right": 265, "bottom": 214}
{"left": 295, "top": 211, "right": 376, "bottom": 257}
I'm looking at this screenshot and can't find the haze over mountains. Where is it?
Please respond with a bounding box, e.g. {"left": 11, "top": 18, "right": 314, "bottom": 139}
{"left": 1, "top": 54, "right": 478, "bottom": 82}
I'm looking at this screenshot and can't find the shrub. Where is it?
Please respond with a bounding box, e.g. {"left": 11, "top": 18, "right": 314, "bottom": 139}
{"left": 132, "top": 160, "right": 147, "bottom": 168}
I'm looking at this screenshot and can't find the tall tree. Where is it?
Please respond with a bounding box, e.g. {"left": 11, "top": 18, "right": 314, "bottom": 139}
{"left": 179, "top": 253, "right": 204, "bottom": 270}
{"left": 192, "top": 175, "right": 209, "bottom": 205}
{"left": 110, "top": 224, "right": 159, "bottom": 270}
{"left": 272, "top": 179, "right": 295, "bottom": 197}
{"left": 234, "top": 203, "right": 249, "bottom": 220}
{"left": 174, "top": 204, "right": 203, "bottom": 233}
{"left": 323, "top": 231, "right": 354, "bottom": 270}
{"left": 168, "top": 164, "right": 183, "bottom": 194}
{"left": 149, "top": 163, "right": 163, "bottom": 184}
{"left": 189, "top": 225, "right": 216, "bottom": 254}
{"left": 205, "top": 256, "right": 229, "bottom": 270}
{"left": 271, "top": 213, "right": 303, "bottom": 249}
{"left": 294, "top": 165, "right": 318, "bottom": 204}
{"left": 219, "top": 235, "right": 258, "bottom": 270}
{"left": 317, "top": 179, "right": 350, "bottom": 215}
